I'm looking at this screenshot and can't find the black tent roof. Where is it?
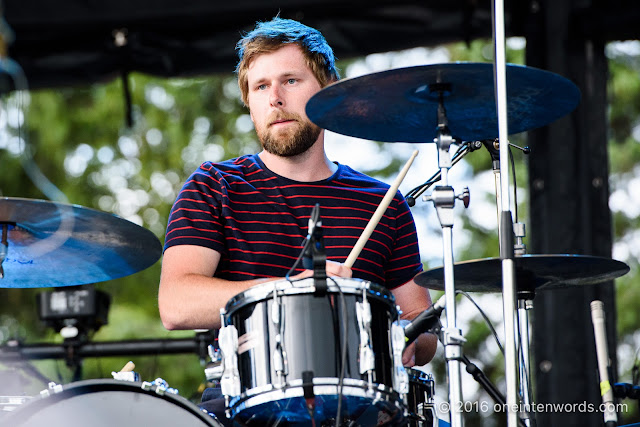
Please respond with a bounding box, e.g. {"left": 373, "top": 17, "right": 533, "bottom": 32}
{"left": 3, "top": 0, "right": 640, "bottom": 90}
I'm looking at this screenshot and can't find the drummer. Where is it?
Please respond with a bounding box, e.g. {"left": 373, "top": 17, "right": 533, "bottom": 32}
{"left": 158, "top": 17, "right": 437, "bottom": 365}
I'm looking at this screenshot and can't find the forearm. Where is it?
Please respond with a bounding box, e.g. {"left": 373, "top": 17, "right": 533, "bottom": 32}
{"left": 158, "top": 274, "right": 273, "bottom": 330}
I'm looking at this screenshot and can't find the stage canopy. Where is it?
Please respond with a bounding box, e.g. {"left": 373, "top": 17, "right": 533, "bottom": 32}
{"left": 4, "top": 0, "right": 639, "bottom": 90}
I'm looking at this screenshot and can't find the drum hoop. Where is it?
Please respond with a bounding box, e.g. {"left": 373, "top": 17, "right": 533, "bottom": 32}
{"left": 228, "top": 377, "right": 406, "bottom": 417}
{"left": 405, "top": 368, "right": 434, "bottom": 383}
{"left": 4, "top": 379, "right": 220, "bottom": 426}
{"left": 224, "top": 277, "right": 396, "bottom": 316}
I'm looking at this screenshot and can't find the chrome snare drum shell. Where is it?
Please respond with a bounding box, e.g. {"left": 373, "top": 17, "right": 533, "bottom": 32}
{"left": 222, "top": 277, "right": 407, "bottom": 426}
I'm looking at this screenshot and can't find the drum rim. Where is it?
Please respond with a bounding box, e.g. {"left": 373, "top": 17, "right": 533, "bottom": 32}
{"left": 223, "top": 277, "right": 397, "bottom": 316}
{"left": 229, "top": 377, "right": 406, "bottom": 422}
{"left": 3, "top": 379, "right": 221, "bottom": 426}
{"left": 405, "top": 368, "right": 434, "bottom": 382}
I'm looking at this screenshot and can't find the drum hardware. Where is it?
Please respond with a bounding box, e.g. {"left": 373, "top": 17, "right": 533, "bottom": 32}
{"left": 141, "top": 377, "right": 180, "bottom": 396}
{"left": 405, "top": 368, "right": 436, "bottom": 427}
{"left": 391, "top": 322, "right": 409, "bottom": 395}
{"left": 271, "top": 281, "right": 289, "bottom": 387}
{"left": 218, "top": 278, "right": 406, "bottom": 426}
{"left": 205, "top": 344, "right": 224, "bottom": 384}
{"left": 111, "top": 360, "right": 140, "bottom": 382}
{"left": 302, "top": 203, "right": 328, "bottom": 296}
{"left": 214, "top": 315, "right": 241, "bottom": 411}
{"left": 405, "top": 141, "right": 482, "bottom": 207}
{"left": 419, "top": 89, "right": 470, "bottom": 427}
{"left": 355, "top": 288, "right": 375, "bottom": 383}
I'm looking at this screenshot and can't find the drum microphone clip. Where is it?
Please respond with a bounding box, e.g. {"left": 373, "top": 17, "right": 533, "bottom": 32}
{"left": 403, "top": 294, "right": 446, "bottom": 346}
{"left": 303, "top": 203, "right": 327, "bottom": 296}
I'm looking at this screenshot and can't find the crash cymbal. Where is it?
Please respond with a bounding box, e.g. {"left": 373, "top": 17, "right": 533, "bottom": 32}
{"left": 415, "top": 254, "right": 629, "bottom": 294}
{"left": 306, "top": 62, "right": 581, "bottom": 143}
{"left": 0, "top": 197, "right": 162, "bottom": 288}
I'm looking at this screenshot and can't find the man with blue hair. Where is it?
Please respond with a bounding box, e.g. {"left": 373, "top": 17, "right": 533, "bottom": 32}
{"left": 159, "top": 16, "right": 438, "bottom": 425}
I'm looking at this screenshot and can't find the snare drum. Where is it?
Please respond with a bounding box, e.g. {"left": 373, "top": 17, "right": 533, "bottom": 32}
{"left": 4, "top": 379, "right": 222, "bottom": 426}
{"left": 406, "top": 368, "right": 436, "bottom": 427}
{"left": 219, "top": 277, "right": 408, "bottom": 426}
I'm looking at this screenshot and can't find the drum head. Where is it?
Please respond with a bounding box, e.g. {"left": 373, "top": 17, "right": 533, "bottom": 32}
{"left": 5, "top": 379, "right": 221, "bottom": 427}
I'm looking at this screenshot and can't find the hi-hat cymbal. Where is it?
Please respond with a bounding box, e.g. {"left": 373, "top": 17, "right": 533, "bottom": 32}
{"left": 0, "top": 197, "right": 162, "bottom": 288}
{"left": 306, "top": 62, "right": 581, "bottom": 143}
{"left": 415, "top": 254, "right": 629, "bottom": 294}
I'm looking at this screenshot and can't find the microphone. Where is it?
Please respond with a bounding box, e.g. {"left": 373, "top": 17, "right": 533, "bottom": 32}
{"left": 302, "top": 204, "right": 321, "bottom": 270}
{"left": 302, "top": 204, "right": 327, "bottom": 295}
{"left": 404, "top": 294, "right": 445, "bottom": 345}
{"left": 590, "top": 300, "right": 618, "bottom": 427}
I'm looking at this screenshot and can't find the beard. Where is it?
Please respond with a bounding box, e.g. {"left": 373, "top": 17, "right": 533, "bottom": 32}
{"left": 257, "top": 112, "right": 322, "bottom": 157}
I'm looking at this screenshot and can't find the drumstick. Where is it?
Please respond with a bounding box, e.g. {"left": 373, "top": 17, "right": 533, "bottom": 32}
{"left": 119, "top": 361, "right": 136, "bottom": 372}
{"left": 345, "top": 150, "right": 419, "bottom": 268}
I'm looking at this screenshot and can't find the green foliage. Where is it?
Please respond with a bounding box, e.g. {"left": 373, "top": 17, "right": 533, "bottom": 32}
{"left": 0, "top": 36, "right": 638, "bottom": 427}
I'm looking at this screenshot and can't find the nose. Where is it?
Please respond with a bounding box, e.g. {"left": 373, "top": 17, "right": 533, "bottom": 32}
{"left": 269, "top": 86, "right": 284, "bottom": 107}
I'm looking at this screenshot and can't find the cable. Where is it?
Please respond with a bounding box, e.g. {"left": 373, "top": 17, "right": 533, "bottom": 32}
{"left": 508, "top": 146, "right": 519, "bottom": 223}
{"left": 455, "top": 290, "right": 504, "bottom": 356}
{"left": 330, "top": 276, "right": 348, "bottom": 427}
{"left": 404, "top": 141, "right": 476, "bottom": 203}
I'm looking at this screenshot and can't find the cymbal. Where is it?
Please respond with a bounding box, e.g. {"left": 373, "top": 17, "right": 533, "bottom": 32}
{"left": 306, "top": 62, "right": 581, "bottom": 143}
{"left": 0, "top": 197, "right": 162, "bottom": 288}
{"left": 415, "top": 254, "right": 629, "bottom": 294}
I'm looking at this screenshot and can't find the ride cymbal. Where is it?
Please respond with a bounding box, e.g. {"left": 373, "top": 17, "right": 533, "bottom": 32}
{"left": 306, "top": 62, "right": 581, "bottom": 143}
{"left": 0, "top": 197, "right": 162, "bottom": 288}
{"left": 415, "top": 254, "right": 629, "bottom": 294}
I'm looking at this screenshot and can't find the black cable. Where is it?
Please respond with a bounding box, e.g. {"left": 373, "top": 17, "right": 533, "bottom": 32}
{"left": 404, "top": 142, "right": 472, "bottom": 201}
{"left": 285, "top": 234, "right": 312, "bottom": 280}
{"left": 508, "top": 146, "right": 519, "bottom": 223}
{"left": 330, "top": 276, "right": 348, "bottom": 427}
{"left": 456, "top": 290, "right": 504, "bottom": 356}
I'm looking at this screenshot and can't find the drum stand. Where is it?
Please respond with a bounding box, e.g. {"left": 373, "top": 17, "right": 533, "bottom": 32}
{"left": 486, "top": 136, "right": 537, "bottom": 427}
{"left": 423, "top": 91, "right": 469, "bottom": 427}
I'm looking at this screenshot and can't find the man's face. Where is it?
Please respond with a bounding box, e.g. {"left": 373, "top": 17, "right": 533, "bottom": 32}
{"left": 246, "top": 44, "right": 323, "bottom": 157}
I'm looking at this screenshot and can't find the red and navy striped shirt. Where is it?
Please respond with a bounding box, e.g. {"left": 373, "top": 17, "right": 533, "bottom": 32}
{"left": 164, "top": 154, "right": 422, "bottom": 290}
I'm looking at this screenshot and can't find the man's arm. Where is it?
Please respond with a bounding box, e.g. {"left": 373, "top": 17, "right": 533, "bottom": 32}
{"left": 158, "top": 244, "right": 354, "bottom": 330}
{"left": 158, "top": 245, "right": 273, "bottom": 330}
{"left": 392, "top": 279, "right": 439, "bottom": 366}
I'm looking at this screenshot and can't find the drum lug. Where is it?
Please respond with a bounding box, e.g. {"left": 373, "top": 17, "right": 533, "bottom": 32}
{"left": 218, "top": 324, "right": 241, "bottom": 398}
{"left": 391, "top": 322, "right": 409, "bottom": 395}
{"left": 141, "top": 378, "right": 179, "bottom": 396}
{"left": 271, "top": 285, "right": 289, "bottom": 386}
{"left": 204, "top": 344, "right": 224, "bottom": 382}
{"left": 356, "top": 291, "right": 375, "bottom": 378}
{"left": 40, "top": 382, "right": 63, "bottom": 397}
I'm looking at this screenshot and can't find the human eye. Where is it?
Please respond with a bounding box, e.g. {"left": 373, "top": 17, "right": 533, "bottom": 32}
{"left": 286, "top": 78, "right": 297, "bottom": 85}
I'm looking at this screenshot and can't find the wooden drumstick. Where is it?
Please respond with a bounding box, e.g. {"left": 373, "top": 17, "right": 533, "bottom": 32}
{"left": 119, "top": 361, "right": 136, "bottom": 372}
{"left": 345, "top": 149, "right": 419, "bottom": 268}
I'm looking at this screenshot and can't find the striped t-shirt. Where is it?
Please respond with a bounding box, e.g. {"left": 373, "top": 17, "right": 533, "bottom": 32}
{"left": 164, "top": 154, "right": 422, "bottom": 290}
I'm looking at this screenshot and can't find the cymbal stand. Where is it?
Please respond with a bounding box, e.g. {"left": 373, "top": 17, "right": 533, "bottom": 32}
{"left": 484, "top": 140, "right": 536, "bottom": 426}
{"left": 492, "top": 0, "right": 520, "bottom": 425}
{"left": 423, "top": 88, "right": 468, "bottom": 427}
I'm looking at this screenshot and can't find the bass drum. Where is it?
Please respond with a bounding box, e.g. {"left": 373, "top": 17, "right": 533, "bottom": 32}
{"left": 4, "top": 379, "right": 222, "bottom": 427}
{"left": 222, "top": 277, "right": 407, "bottom": 426}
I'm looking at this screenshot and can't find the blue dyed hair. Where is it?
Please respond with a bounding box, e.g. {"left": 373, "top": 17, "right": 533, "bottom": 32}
{"left": 235, "top": 17, "right": 340, "bottom": 105}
